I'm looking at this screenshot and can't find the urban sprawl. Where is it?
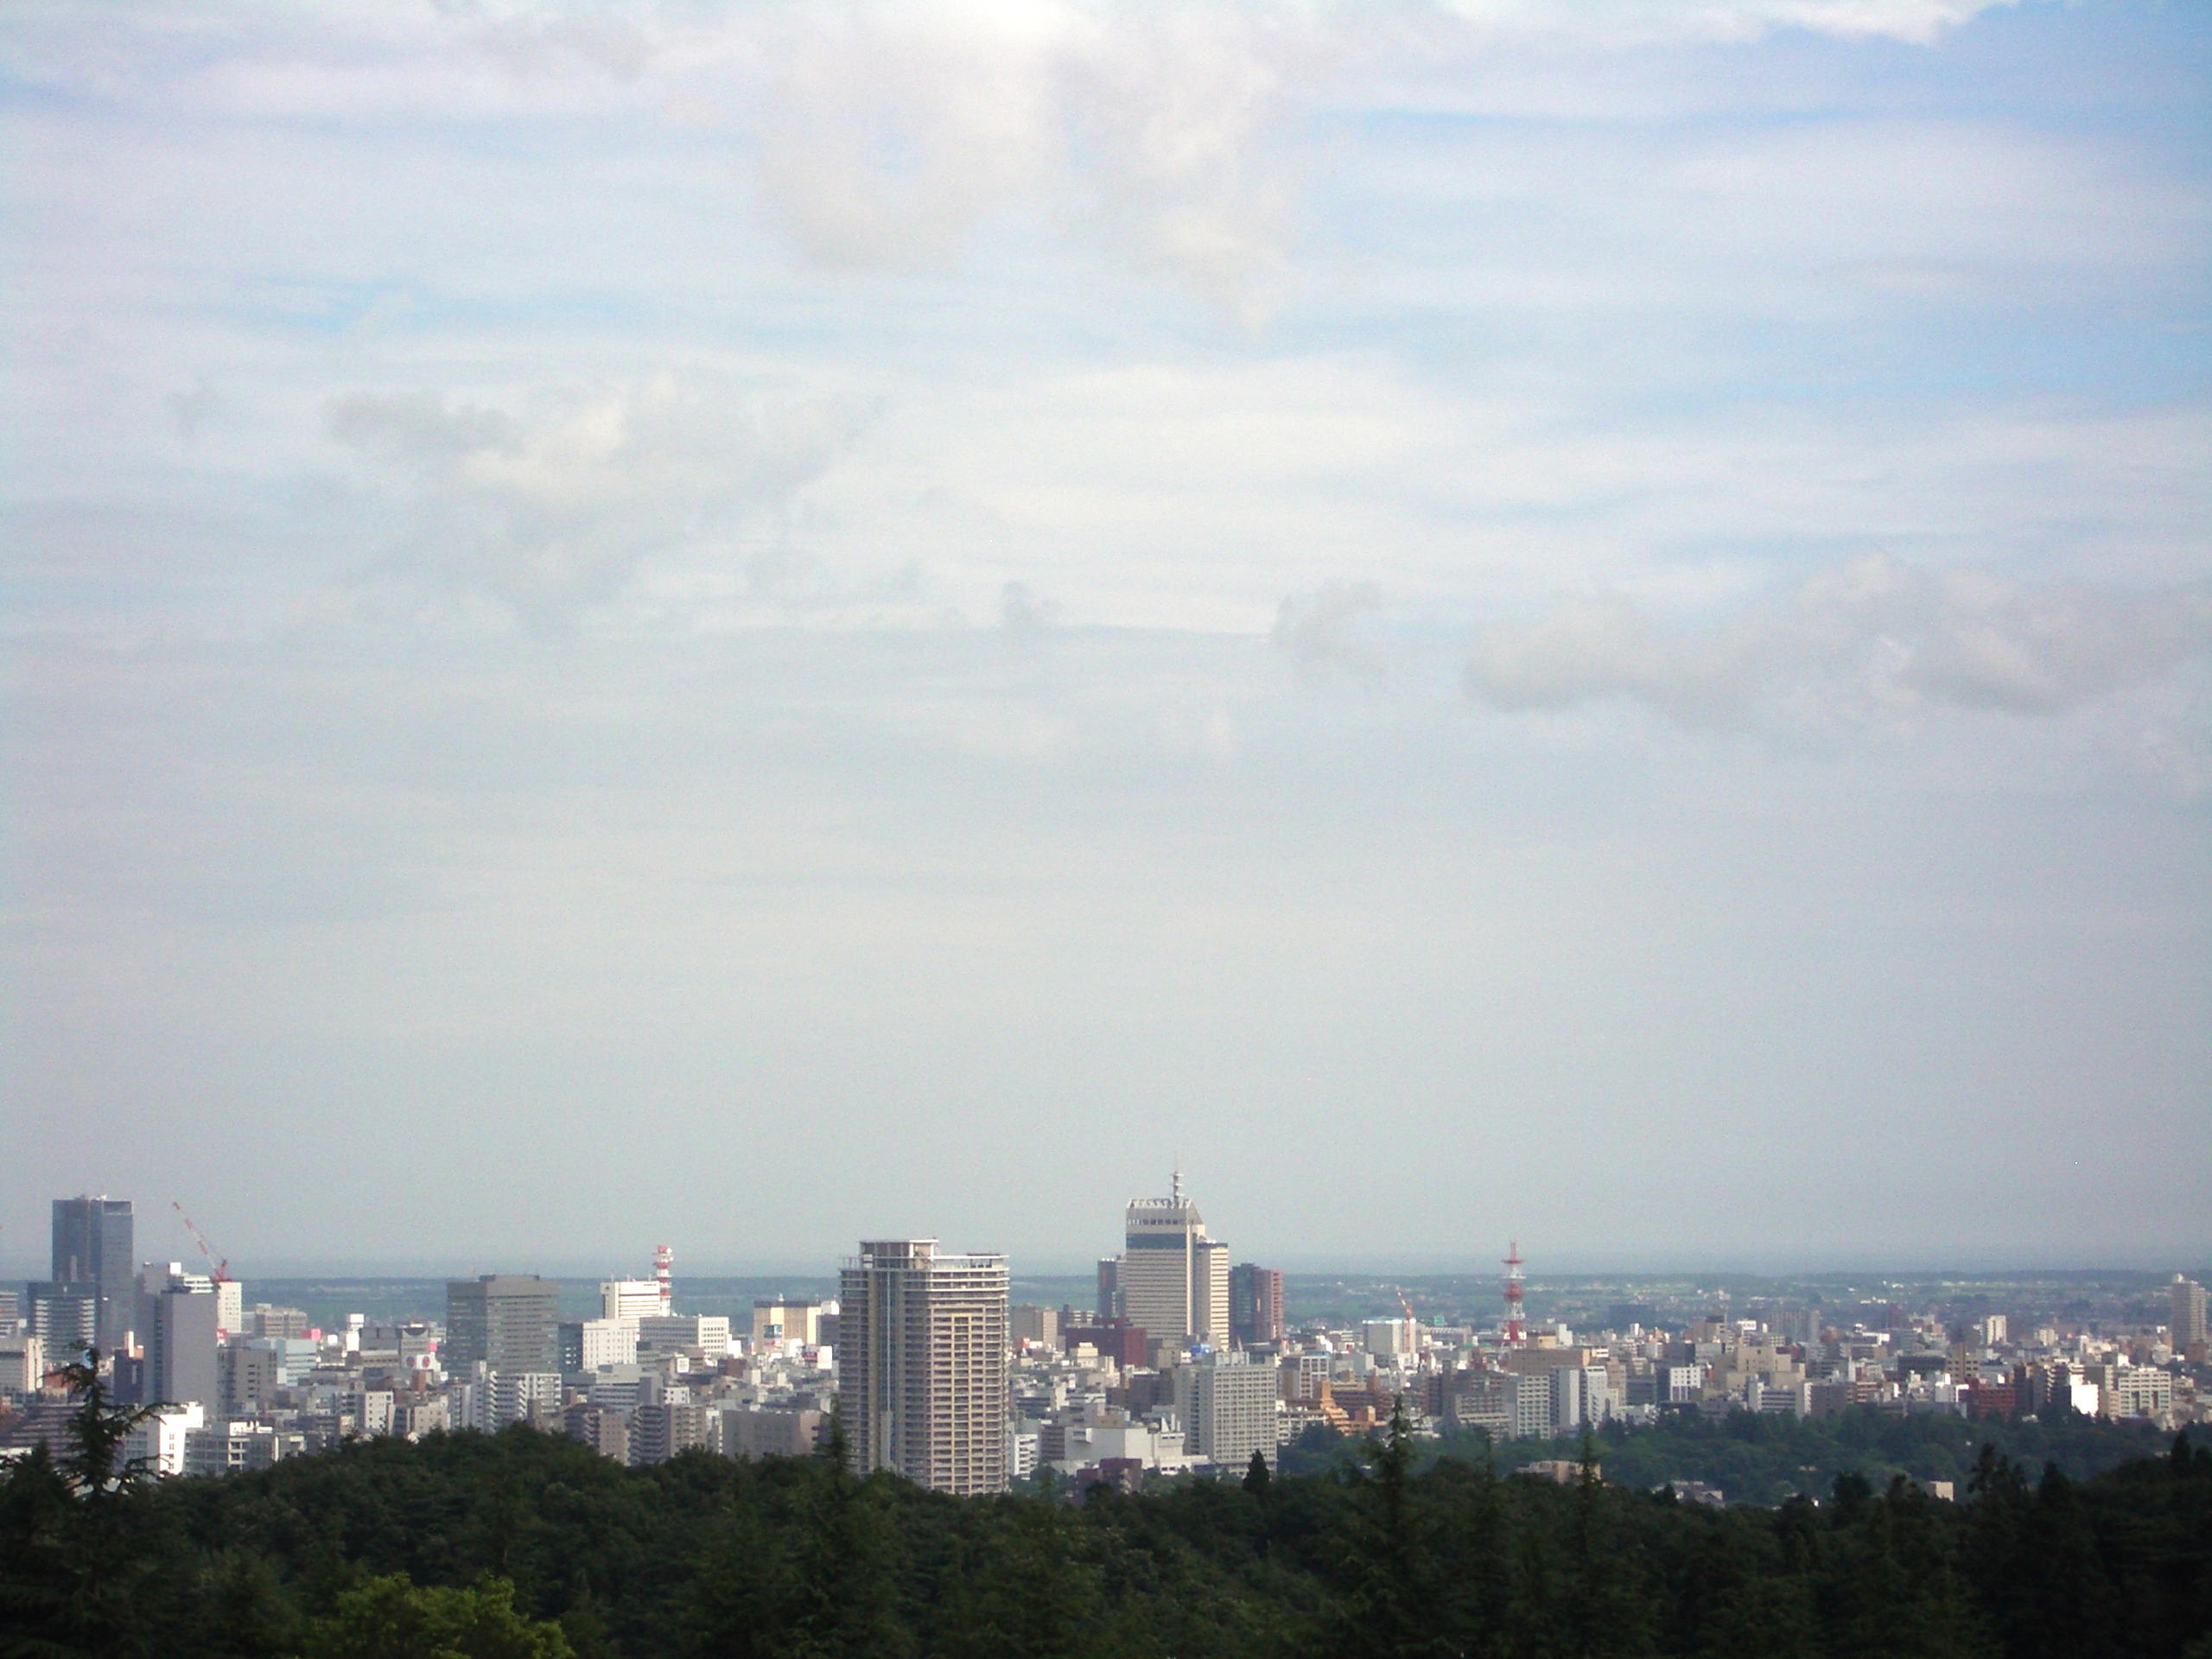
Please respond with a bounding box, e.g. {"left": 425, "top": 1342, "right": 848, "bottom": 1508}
{"left": 5, "top": 1182, "right": 2207, "bottom": 1503}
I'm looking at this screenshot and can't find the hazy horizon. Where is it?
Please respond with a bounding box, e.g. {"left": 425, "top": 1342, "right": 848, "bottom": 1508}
{"left": 4, "top": 2, "right": 2207, "bottom": 1269}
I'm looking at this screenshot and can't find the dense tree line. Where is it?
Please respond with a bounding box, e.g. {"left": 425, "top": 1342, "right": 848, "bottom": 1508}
{"left": 1332, "top": 1405, "right": 2189, "bottom": 1507}
{"left": 2, "top": 1391, "right": 2207, "bottom": 1657}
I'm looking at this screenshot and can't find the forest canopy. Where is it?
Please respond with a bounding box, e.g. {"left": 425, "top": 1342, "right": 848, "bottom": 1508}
{"left": 2, "top": 1404, "right": 2206, "bottom": 1658}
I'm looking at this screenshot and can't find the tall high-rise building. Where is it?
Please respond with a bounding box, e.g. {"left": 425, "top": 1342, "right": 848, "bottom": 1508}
{"left": 2173, "top": 1275, "right": 2209, "bottom": 1352}
{"left": 445, "top": 1275, "right": 562, "bottom": 1375}
{"left": 1116, "top": 1171, "right": 1230, "bottom": 1350}
{"left": 1230, "top": 1264, "right": 1285, "bottom": 1348}
{"left": 837, "top": 1239, "right": 1008, "bottom": 1496}
{"left": 44, "top": 1195, "right": 134, "bottom": 1356}
{"left": 137, "top": 1263, "right": 219, "bottom": 1408}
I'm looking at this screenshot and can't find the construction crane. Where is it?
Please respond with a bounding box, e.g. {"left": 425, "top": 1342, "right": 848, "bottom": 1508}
{"left": 171, "top": 1199, "right": 230, "bottom": 1283}
{"left": 1395, "top": 1285, "right": 1419, "bottom": 1354}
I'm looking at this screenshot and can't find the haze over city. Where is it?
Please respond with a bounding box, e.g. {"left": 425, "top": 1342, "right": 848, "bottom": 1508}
{"left": 3, "top": 0, "right": 2207, "bottom": 1275}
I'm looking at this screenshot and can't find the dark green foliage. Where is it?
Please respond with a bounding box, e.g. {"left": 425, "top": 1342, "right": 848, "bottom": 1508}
{"left": 0, "top": 1396, "right": 2205, "bottom": 1659}
{"left": 1452, "top": 1404, "right": 2181, "bottom": 1506}
{"left": 303, "top": 1574, "right": 576, "bottom": 1658}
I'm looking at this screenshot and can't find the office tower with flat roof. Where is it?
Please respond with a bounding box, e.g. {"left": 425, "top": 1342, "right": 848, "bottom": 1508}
{"left": 838, "top": 1239, "right": 1008, "bottom": 1496}
{"left": 1117, "top": 1171, "right": 1230, "bottom": 1351}
{"left": 1230, "top": 1264, "right": 1285, "bottom": 1348}
{"left": 27, "top": 1286, "right": 97, "bottom": 1354}
{"left": 445, "top": 1275, "right": 562, "bottom": 1375}
{"left": 46, "top": 1195, "right": 135, "bottom": 1356}
{"left": 601, "top": 1280, "right": 666, "bottom": 1325}
{"left": 138, "top": 1263, "right": 219, "bottom": 1408}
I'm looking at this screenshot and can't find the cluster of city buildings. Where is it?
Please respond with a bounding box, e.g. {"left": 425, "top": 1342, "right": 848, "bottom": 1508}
{"left": 3, "top": 1189, "right": 2206, "bottom": 1500}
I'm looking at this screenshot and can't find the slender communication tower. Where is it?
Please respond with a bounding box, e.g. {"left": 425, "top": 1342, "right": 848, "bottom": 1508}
{"left": 1502, "top": 1241, "right": 1526, "bottom": 1347}
{"left": 653, "top": 1243, "right": 674, "bottom": 1315}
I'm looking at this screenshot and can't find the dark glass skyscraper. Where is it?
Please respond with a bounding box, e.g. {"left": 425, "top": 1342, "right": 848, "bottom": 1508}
{"left": 43, "top": 1195, "right": 135, "bottom": 1356}
{"left": 1229, "top": 1262, "right": 1285, "bottom": 1348}
{"left": 443, "top": 1275, "right": 562, "bottom": 1375}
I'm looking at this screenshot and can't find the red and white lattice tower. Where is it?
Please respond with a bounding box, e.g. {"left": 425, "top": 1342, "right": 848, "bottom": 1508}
{"left": 653, "top": 1243, "right": 674, "bottom": 1315}
{"left": 1502, "top": 1241, "right": 1526, "bottom": 1347}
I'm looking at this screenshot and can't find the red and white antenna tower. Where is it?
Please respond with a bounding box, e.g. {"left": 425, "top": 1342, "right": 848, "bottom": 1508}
{"left": 653, "top": 1243, "right": 674, "bottom": 1314}
{"left": 1502, "top": 1241, "right": 1526, "bottom": 1347}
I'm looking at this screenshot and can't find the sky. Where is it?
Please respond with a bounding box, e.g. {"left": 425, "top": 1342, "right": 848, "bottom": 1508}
{"left": 2, "top": 0, "right": 2207, "bottom": 1279}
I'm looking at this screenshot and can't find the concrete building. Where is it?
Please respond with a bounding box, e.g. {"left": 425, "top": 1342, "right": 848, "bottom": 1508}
{"left": 637, "top": 1313, "right": 731, "bottom": 1356}
{"left": 212, "top": 1279, "right": 244, "bottom": 1342}
{"left": 1062, "top": 1318, "right": 1150, "bottom": 1370}
{"left": 486, "top": 1370, "right": 563, "bottom": 1428}
{"left": 1174, "top": 1352, "right": 1278, "bottom": 1472}
{"left": 1505, "top": 1370, "right": 1555, "bottom": 1440}
{"left": 124, "top": 1402, "right": 204, "bottom": 1477}
{"left": 49, "top": 1195, "right": 136, "bottom": 1357}
{"left": 1363, "top": 1319, "right": 1414, "bottom": 1357}
{"left": 752, "top": 1300, "right": 825, "bottom": 1345}
{"left": 1443, "top": 1370, "right": 1511, "bottom": 1436}
{"left": 838, "top": 1238, "right": 1009, "bottom": 1495}
{"left": 0, "top": 1334, "right": 46, "bottom": 1399}
{"left": 631, "top": 1401, "right": 709, "bottom": 1465}
{"left": 2096, "top": 1362, "right": 2173, "bottom": 1422}
{"left": 2173, "top": 1275, "right": 2209, "bottom": 1354}
{"left": 1008, "top": 1305, "right": 1060, "bottom": 1351}
{"left": 564, "top": 1402, "right": 630, "bottom": 1464}
{"left": 26, "top": 1286, "right": 96, "bottom": 1356}
{"left": 1551, "top": 1364, "right": 1612, "bottom": 1432}
{"left": 719, "top": 1406, "right": 823, "bottom": 1459}
{"left": 601, "top": 1278, "right": 667, "bottom": 1325}
{"left": 563, "top": 1317, "right": 638, "bottom": 1373}
{"left": 1230, "top": 1265, "right": 1284, "bottom": 1348}
{"left": 1116, "top": 1172, "right": 1230, "bottom": 1350}
{"left": 247, "top": 1304, "right": 310, "bottom": 1339}
{"left": 221, "top": 1340, "right": 286, "bottom": 1415}
{"left": 183, "top": 1420, "right": 283, "bottom": 1478}
{"left": 445, "top": 1275, "right": 561, "bottom": 1375}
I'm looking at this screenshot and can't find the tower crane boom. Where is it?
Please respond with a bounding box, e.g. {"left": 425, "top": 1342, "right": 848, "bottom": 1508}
{"left": 171, "top": 1199, "right": 230, "bottom": 1282}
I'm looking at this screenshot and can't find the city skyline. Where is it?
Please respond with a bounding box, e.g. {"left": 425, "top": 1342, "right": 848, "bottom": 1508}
{"left": 4, "top": 1173, "right": 2205, "bottom": 1285}
{"left": 10, "top": 1177, "right": 2204, "bottom": 1503}
{"left": 5, "top": 2, "right": 2208, "bottom": 1269}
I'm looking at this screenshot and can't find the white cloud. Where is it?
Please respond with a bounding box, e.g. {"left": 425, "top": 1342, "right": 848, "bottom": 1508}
{"left": 322, "top": 374, "right": 868, "bottom": 626}
{"left": 1274, "top": 581, "right": 1385, "bottom": 680}
{"left": 1431, "top": 0, "right": 2018, "bottom": 47}
{"left": 1463, "top": 555, "right": 2212, "bottom": 727}
{"left": 744, "top": 3, "right": 1307, "bottom": 317}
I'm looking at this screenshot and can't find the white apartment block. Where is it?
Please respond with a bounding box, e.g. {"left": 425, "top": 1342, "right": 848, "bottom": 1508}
{"left": 487, "top": 1370, "right": 563, "bottom": 1428}
{"left": 1175, "top": 1352, "right": 1279, "bottom": 1472}
{"left": 577, "top": 1317, "right": 639, "bottom": 1371}
{"left": 125, "top": 1402, "right": 205, "bottom": 1477}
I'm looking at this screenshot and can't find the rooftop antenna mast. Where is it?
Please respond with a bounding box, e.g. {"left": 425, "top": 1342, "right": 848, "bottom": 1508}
{"left": 1503, "top": 1241, "right": 1526, "bottom": 1347}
